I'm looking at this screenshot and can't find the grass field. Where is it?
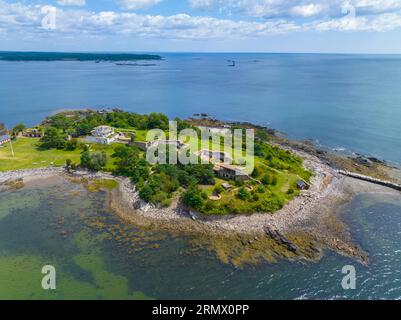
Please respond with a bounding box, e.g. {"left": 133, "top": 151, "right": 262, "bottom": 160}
{"left": 0, "top": 138, "right": 117, "bottom": 172}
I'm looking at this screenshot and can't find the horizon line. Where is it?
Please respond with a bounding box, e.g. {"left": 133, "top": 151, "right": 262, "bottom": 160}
{"left": 1, "top": 50, "right": 401, "bottom": 56}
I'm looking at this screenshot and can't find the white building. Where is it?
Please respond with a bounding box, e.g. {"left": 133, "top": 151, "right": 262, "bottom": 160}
{"left": 91, "top": 126, "right": 117, "bottom": 145}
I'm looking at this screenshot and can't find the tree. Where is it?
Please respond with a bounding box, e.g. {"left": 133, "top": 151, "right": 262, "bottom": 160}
{"left": 40, "top": 127, "right": 66, "bottom": 149}
{"left": 65, "top": 159, "right": 72, "bottom": 172}
{"left": 91, "top": 152, "right": 108, "bottom": 171}
{"left": 139, "top": 185, "right": 154, "bottom": 202}
{"left": 237, "top": 187, "right": 251, "bottom": 200}
{"left": 213, "top": 184, "right": 224, "bottom": 195}
{"left": 183, "top": 186, "right": 204, "bottom": 210}
{"left": 48, "top": 114, "right": 74, "bottom": 132}
{"left": 80, "top": 149, "right": 107, "bottom": 172}
{"left": 12, "top": 123, "right": 26, "bottom": 136}
{"left": 112, "top": 145, "right": 149, "bottom": 182}
{"left": 80, "top": 149, "right": 91, "bottom": 169}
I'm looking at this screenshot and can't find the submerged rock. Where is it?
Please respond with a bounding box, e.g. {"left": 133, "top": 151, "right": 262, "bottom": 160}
{"left": 264, "top": 227, "right": 301, "bottom": 255}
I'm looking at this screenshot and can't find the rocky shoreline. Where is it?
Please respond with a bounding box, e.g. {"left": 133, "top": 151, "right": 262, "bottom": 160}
{"left": 2, "top": 146, "right": 399, "bottom": 266}
{"left": 105, "top": 149, "right": 384, "bottom": 265}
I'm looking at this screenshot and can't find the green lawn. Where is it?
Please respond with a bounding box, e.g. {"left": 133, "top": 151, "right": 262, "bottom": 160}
{"left": 0, "top": 138, "right": 117, "bottom": 172}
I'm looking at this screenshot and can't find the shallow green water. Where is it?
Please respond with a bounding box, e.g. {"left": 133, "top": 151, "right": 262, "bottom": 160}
{"left": 1, "top": 179, "right": 401, "bottom": 299}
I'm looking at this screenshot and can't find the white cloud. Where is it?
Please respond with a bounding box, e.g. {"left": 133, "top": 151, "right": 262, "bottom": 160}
{"left": 57, "top": 0, "right": 86, "bottom": 6}
{"left": 189, "top": 0, "right": 401, "bottom": 18}
{"left": 118, "top": 0, "right": 162, "bottom": 10}
{"left": 354, "top": 0, "right": 401, "bottom": 13}
{"left": 290, "top": 4, "right": 325, "bottom": 17}
{"left": 1, "top": 0, "right": 401, "bottom": 41}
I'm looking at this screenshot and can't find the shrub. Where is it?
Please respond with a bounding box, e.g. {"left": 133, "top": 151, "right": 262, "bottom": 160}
{"left": 252, "top": 193, "right": 260, "bottom": 201}
{"left": 139, "top": 185, "right": 154, "bottom": 202}
{"left": 251, "top": 167, "right": 260, "bottom": 178}
{"left": 65, "top": 138, "right": 78, "bottom": 151}
{"left": 256, "top": 185, "right": 266, "bottom": 193}
{"left": 213, "top": 184, "right": 224, "bottom": 195}
{"left": 237, "top": 187, "right": 251, "bottom": 201}
{"left": 151, "top": 191, "right": 170, "bottom": 207}
{"left": 261, "top": 174, "right": 271, "bottom": 186}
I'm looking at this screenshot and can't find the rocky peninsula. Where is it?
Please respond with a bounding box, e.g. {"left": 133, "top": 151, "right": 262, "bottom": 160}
{"left": 1, "top": 111, "right": 400, "bottom": 267}
{"left": 1, "top": 140, "right": 400, "bottom": 267}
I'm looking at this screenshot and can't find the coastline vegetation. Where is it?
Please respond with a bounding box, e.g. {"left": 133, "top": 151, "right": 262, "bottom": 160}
{"left": 0, "top": 52, "right": 162, "bottom": 62}
{"left": 0, "top": 109, "right": 312, "bottom": 215}
{"left": 84, "top": 179, "right": 119, "bottom": 193}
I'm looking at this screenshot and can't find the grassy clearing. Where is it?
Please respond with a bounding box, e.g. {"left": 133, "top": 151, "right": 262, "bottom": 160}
{"left": 85, "top": 179, "right": 119, "bottom": 193}
{"left": 0, "top": 138, "right": 116, "bottom": 172}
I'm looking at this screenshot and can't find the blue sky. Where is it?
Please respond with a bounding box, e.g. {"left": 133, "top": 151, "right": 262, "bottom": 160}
{"left": 1, "top": 0, "right": 401, "bottom": 53}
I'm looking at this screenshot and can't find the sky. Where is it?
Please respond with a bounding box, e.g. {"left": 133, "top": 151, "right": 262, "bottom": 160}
{"left": 1, "top": 0, "right": 401, "bottom": 53}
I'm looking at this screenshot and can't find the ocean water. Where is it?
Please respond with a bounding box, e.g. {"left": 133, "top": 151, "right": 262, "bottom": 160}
{"left": 0, "top": 53, "right": 401, "bottom": 163}
{"left": 1, "top": 53, "right": 401, "bottom": 300}
{"left": 1, "top": 179, "right": 401, "bottom": 299}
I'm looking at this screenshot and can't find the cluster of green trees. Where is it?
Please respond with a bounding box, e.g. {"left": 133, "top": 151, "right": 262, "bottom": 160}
{"left": 112, "top": 145, "right": 149, "bottom": 182}
{"left": 80, "top": 146, "right": 108, "bottom": 172}
{"left": 46, "top": 111, "right": 172, "bottom": 137}
{"left": 183, "top": 186, "right": 208, "bottom": 210}
{"left": 111, "top": 144, "right": 215, "bottom": 207}
{"left": 108, "top": 143, "right": 296, "bottom": 214}
{"left": 39, "top": 127, "right": 80, "bottom": 151}
{"left": 11, "top": 124, "right": 26, "bottom": 137}
{"left": 139, "top": 163, "right": 215, "bottom": 207}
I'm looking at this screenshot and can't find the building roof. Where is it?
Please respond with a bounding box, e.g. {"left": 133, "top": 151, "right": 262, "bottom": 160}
{"left": 217, "top": 163, "right": 239, "bottom": 171}
{"left": 91, "top": 126, "right": 115, "bottom": 138}
{"left": 214, "top": 163, "right": 249, "bottom": 176}
{"left": 296, "top": 180, "right": 308, "bottom": 188}
{"left": 222, "top": 183, "right": 233, "bottom": 189}
{"left": 94, "top": 126, "right": 113, "bottom": 130}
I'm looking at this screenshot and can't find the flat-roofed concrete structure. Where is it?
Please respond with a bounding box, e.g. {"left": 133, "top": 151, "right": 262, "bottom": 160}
{"left": 213, "top": 163, "right": 250, "bottom": 182}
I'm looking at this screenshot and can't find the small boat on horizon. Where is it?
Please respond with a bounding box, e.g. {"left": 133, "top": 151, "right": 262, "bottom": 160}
{"left": 116, "top": 62, "right": 157, "bottom": 67}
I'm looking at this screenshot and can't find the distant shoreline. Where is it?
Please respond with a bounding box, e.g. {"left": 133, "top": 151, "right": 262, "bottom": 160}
{"left": 0, "top": 52, "right": 163, "bottom": 62}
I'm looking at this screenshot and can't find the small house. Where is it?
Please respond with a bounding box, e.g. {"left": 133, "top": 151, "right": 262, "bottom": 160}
{"left": 23, "top": 128, "right": 43, "bottom": 138}
{"left": 296, "top": 180, "right": 309, "bottom": 190}
{"left": 214, "top": 163, "right": 250, "bottom": 182}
